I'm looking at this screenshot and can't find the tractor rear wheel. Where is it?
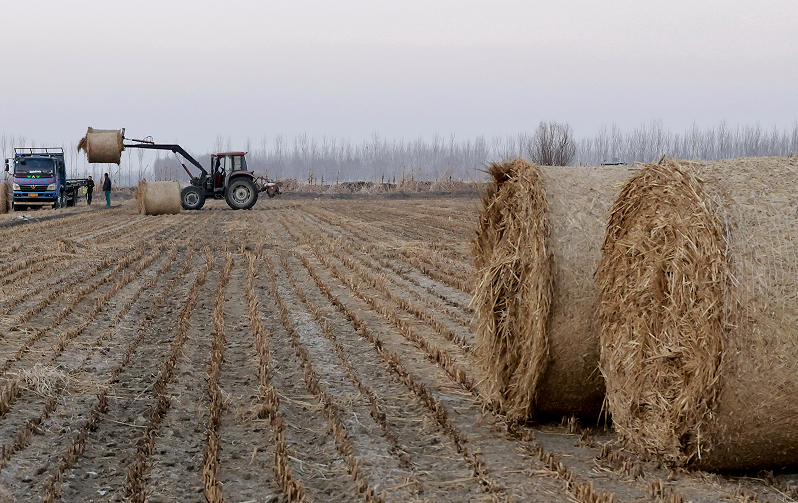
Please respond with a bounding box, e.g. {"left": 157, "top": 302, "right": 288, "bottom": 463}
{"left": 181, "top": 186, "right": 206, "bottom": 210}
{"left": 225, "top": 178, "right": 258, "bottom": 210}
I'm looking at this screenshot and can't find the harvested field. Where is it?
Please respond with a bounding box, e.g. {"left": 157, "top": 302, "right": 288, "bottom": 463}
{"left": 0, "top": 184, "right": 795, "bottom": 502}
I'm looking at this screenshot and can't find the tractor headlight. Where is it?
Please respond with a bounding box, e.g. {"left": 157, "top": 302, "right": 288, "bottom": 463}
{"left": 12, "top": 183, "right": 19, "bottom": 191}
{"left": 46, "top": 183, "right": 56, "bottom": 191}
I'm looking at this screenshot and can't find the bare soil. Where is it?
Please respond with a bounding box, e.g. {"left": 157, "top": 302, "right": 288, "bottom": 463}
{"left": 0, "top": 195, "right": 794, "bottom": 502}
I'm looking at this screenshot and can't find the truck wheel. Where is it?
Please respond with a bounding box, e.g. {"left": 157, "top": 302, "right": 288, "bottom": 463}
{"left": 12, "top": 204, "right": 22, "bottom": 212}
{"left": 53, "top": 192, "right": 65, "bottom": 209}
{"left": 181, "top": 186, "right": 206, "bottom": 210}
{"left": 225, "top": 178, "right": 258, "bottom": 210}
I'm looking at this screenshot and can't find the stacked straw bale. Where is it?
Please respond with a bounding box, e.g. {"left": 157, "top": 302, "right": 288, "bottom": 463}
{"left": 472, "top": 158, "right": 629, "bottom": 420}
{"left": 0, "top": 181, "right": 11, "bottom": 213}
{"left": 135, "top": 180, "right": 181, "bottom": 215}
{"left": 77, "top": 127, "right": 124, "bottom": 164}
{"left": 598, "top": 157, "right": 798, "bottom": 471}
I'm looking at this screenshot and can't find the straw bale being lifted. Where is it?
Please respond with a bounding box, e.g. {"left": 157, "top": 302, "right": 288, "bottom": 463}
{"left": 77, "top": 127, "right": 124, "bottom": 164}
{"left": 598, "top": 157, "right": 798, "bottom": 471}
{"left": 472, "top": 158, "right": 629, "bottom": 421}
{"left": 135, "top": 180, "right": 181, "bottom": 215}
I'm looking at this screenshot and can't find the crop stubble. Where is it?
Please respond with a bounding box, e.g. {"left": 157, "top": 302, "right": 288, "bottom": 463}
{"left": 0, "top": 198, "right": 794, "bottom": 502}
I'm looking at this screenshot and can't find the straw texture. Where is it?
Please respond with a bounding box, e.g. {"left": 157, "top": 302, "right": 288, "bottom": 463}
{"left": 598, "top": 157, "right": 798, "bottom": 471}
{"left": 472, "top": 158, "right": 628, "bottom": 420}
{"left": 535, "top": 164, "right": 630, "bottom": 418}
{"left": 135, "top": 180, "right": 181, "bottom": 215}
{"left": 0, "top": 181, "right": 10, "bottom": 213}
{"left": 77, "top": 127, "right": 124, "bottom": 164}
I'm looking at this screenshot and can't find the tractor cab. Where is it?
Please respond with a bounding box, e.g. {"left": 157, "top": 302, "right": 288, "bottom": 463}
{"left": 209, "top": 152, "right": 248, "bottom": 193}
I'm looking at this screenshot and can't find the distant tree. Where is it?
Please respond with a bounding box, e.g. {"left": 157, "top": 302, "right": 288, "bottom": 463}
{"left": 530, "top": 121, "right": 576, "bottom": 166}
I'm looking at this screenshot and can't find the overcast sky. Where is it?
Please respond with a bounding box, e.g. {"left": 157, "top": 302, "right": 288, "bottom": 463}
{"left": 2, "top": 0, "right": 796, "bottom": 154}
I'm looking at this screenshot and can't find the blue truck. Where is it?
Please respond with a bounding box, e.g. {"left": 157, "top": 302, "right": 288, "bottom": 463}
{"left": 3, "top": 148, "right": 90, "bottom": 211}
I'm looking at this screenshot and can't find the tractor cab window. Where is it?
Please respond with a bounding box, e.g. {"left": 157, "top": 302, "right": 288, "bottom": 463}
{"left": 227, "top": 155, "right": 246, "bottom": 172}
{"left": 219, "top": 156, "right": 235, "bottom": 172}
{"left": 215, "top": 154, "right": 247, "bottom": 174}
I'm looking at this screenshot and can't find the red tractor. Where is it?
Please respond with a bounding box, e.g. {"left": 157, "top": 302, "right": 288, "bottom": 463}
{"left": 125, "top": 137, "right": 281, "bottom": 210}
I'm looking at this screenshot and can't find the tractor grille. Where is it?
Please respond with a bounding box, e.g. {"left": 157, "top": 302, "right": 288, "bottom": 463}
{"left": 20, "top": 185, "right": 42, "bottom": 192}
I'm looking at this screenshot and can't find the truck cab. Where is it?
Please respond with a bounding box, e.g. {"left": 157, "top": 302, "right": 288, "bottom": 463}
{"left": 5, "top": 148, "right": 80, "bottom": 211}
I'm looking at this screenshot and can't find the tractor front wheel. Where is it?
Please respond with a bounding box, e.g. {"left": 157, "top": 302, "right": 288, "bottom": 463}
{"left": 181, "top": 186, "right": 206, "bottom": 210}
{"left": 225, "top": 178, "right": 258, "bottom": 210}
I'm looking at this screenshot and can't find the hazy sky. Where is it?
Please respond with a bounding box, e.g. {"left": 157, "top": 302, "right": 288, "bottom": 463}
{"left": 2, "top": 0, "right": 796, "bottom": 153}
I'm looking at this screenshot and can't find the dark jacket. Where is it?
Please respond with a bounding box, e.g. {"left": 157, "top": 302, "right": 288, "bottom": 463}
{"left": 102, "top": 177, "right": 111, "bottom": 191}
{"left": 86, "top": 179, "right": 95, "bottom": 193}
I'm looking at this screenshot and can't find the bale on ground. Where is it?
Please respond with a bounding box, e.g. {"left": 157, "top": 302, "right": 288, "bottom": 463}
{"left": 598, "top": 157, "right": 798, "bottom": 471}
{"left": 0, "top": 181, "right": 11, "bottom": 213}
{"left": 77, "top": 127, "right": 124, "bottom": 164}
{"left": 135, "top": 180, "right": 181, "bottom": 215}
{"left": 471, "top": 158, "right": 629, "bottom": 421}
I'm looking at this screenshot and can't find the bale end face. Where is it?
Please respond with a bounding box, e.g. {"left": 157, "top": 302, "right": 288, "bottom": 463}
{"left": 598, "top": 160, "right": 727, "bottom": 467}
{"left": 471, "top": 158, "right": 554, "bottom": 420}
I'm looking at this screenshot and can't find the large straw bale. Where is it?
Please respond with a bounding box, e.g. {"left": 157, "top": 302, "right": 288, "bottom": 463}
{"left": 135, "top": 180, "right": 181, "bottom": 215}
{"left": 0, "top": 181, "right": 10, "bottom": 213}
{"left": 598, "top": 157, "right": 798, "bottom": 471}
{"left": 77, "top": 127, "right": 124, "bottom": 164}
{"left": 472, "top": 158, "right": 629, "bottom": 420}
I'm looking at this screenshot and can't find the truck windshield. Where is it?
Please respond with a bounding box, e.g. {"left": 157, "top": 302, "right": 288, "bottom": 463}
{"left": 15, "top": 158, "right": 55, "bottom": 177}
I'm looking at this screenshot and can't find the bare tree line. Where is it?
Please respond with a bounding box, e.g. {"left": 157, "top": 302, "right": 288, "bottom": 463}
{"left": 2, "top": 120, "right": 797, "bottom": 185}
{"left": 574, "top": 120, "right": 798, "bottom": 166}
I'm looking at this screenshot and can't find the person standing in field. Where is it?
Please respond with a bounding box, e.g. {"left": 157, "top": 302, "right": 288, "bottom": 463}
{"left": 86, "top": 175, "right": 94, "bottom": 205}
{"left": 103, "top": 173, "right": 111, "bottom": 206}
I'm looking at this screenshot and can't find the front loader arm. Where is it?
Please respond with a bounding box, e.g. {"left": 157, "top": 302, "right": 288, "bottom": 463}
{"left": 123, "top": 143, "right": 208, "bottom": 179}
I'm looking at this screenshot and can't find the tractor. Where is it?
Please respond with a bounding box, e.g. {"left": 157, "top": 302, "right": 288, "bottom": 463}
{"left": 123, "top": 134, "right": 281, "bottom": 210}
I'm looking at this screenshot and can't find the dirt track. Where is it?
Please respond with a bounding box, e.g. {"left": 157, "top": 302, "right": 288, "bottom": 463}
{"left": 0, "top": 197, "right": 795, "bottom": 502}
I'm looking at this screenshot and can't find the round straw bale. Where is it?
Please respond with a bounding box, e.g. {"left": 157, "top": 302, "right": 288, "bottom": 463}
{"left": 77, "top": 127, "right": 124, "bottom": 164}
{"left": 598, "top": 157, "right": 798, "bottom": 471}
{"left": 472, "top": 158, "right": 629, "bottom": 420}
{"left": 135, "top": 180, "right": 181, "bottom": 215}
{"left": 0, "top": 181, "right": 11, "bottom": 214}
